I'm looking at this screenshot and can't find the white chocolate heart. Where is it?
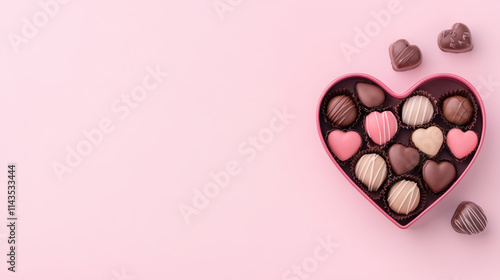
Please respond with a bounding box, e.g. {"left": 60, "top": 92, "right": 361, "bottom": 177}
{"left": 411, "top": 126, "right": 444, "bottom": 157}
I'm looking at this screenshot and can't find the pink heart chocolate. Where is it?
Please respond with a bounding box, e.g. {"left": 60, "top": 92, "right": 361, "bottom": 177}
{"left": 365, "top": 111, "right": 398, "bottom": 145}
{"left": 327, "top": 130, "right": 362, "bottom": 161}
{"left": 317, "top": 74, "right": 485, "bottom": 229}
{"left": 447, "top": 129, "right": 478, "bottom": 159}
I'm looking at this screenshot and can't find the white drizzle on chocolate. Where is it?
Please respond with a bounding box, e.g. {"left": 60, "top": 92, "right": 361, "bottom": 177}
{"left": 355, "top": 154, "right": 387, "bottom": 191}
{"left": 451, "top": 202, "right": 487, "bottom": 235}
{"left": 402, "top": 95, "right": 434, "bottom": 126}
{"left": 387, "top": 180, "right": 420, "bottom": 215}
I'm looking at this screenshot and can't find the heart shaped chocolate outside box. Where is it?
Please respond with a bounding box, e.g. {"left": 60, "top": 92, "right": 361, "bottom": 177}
{"left": 316, "top": 74, "right": 485, "bottom": 229}
{"left": 389, "top": 39, "right": 422, "bottom": 71}
{"left": 438, "top": 23, "right": 473, "bottom": 53}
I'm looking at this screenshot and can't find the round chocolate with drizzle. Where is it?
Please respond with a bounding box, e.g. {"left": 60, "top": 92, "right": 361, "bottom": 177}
{"left": 326, "top": 95, "right": 357, "bottom": 127}
{"left": 442, "top": 95, "right": 473, "bottom": 125}
{"left": 401, "top": 95, "right": 434, "bottom": 126}
{"left": 387, "top": 179, "right": 420, "bottom": 215}
{"left": 355, "top": 153, "right": 387, "bottom": 192}
{"left": 451, "top": 201, "right": 487, "bottom": 235}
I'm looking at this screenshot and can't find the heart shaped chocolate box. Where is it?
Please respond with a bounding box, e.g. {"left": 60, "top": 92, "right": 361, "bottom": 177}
{"left": 317, "top": 74, "right": 485, "bottom": 228}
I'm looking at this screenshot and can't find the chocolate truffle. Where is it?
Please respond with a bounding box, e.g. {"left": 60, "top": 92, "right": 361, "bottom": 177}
{"left": 401, "top": 95, "right": 434, "bottom": 126}
{"left": 389, "top": 39, "right": 422, "bottom": 71}
{"left": 438, "top": 23, "right": 473, "bottom": 53}
{"left": 411, "top": 126, "right": 444, "bottom": 157}
{"left": 355, "top": 83, "right": 385, "bottom": 108}
{"left": 365, "top": 111, "right": 398, "bottom": 145}
{"left": 442, "top": 95, "right": 473, "bottom": 125}
{"left": 422, "top": 160, "right": 456, "bottom": 193}
{"left": 326, "top": 95, "right": 357, "bottom": 127}
{"left": 387, "top": 180, "right": 420, "bottom": 215}
{"left": 387, "top": 144, "right": 420, "bottom": 175}
{"left": 355, "top": 154, "right": 387, "bottom": 191}
{"left": 451, "top": 201, "right": 487, "bottom": 235}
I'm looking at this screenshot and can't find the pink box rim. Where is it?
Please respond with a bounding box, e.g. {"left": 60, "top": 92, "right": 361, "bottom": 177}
{"left": 316, "top": 73, "right": 486, "bottom": 229}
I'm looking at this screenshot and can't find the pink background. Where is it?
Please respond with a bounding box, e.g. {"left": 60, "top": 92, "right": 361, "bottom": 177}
{"left": 1, "top": 0, "right": 499, "bottom": 279}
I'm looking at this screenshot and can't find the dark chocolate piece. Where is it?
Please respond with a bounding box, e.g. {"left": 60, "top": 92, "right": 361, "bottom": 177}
{"left": 355, "top": 83, "right": 385, "bottom": 108}
{"left": 326, "top": 95, "right": 357, "bottom": 127}
{"left": 451, "top": 201, "right": 487, "bottom": 235}
{"left": 422, "top": 160, "right": 456, "bottom": 193}
{"left": 442, "top": 95, "right": 473, "bottom": 125}
{"left": 387, "top": 144, "right": 420, "bottom": 175}
{"left": 438, "top": 23, "right": 473, "bottom": 53}
{"left": 389, "top": 39, "right": 422, "bottom": 71}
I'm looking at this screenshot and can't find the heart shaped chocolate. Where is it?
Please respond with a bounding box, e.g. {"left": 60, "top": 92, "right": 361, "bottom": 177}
{"left": 365, "top": 111, "right": 398, "bottom": 145}
{"left": 447, "top": 129, "right": 478, "bottom": 159}
{"left": 422, "top": 160, "right": 456, "bottom": 193}
{"left": 438, "top": 23, "right": 473, "bottom": 53}
{"left": 327, "top": 130, "right": 362, "bottom": 161}
{"left": 317, "top": 74, "right": 485, "bottom": 228}
{"left": 411, "top": 126, "right": 444, "bottom": 157}
{"left": 389, "top": 39, "right": 422, "bottom": 71}
{"left": 387, "top": 144, "right": 420, "bottom": 175}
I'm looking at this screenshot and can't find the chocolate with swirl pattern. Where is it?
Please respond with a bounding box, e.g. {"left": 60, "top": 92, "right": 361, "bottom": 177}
{"left": 451, "top": 201, "right": 487, "bottom": 235}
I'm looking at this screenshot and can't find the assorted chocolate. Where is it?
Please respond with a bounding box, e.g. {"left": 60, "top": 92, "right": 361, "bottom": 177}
{"left": 387, "top": 179, "right": 420, "bottom": 215}
{"left": 321, "top": 77, "right": 482, "bottom": 225}
{"left": 355, "top": 82, "right": 386, "bottom": 108}
{"left": 422, "top": 160, "right": 456, "bottom": 193}
{"left": 451, "top": 201, "right": 487, "bottom": 235}
{"left": 365, "top": 111, "right": 398, "bottom": 145}
{"left": 442, "top": 95, "right": 473, "bottom": 125}
{"left": 447, "top": 129, "right": 478, "bottom": 159}
{"left": 327, "top": 130, "right": 362, "bottom": 161}
{"left": 401, "top": 95, "right": 434, "bottom": 126}
{"left": 389, "top": 39, "right": 422, "bottom": 71}
{"left": 411, "top": 126, "right": 444, "bottom": 157}
{"left": 354, "top": 153, "right": 387, "bottom": 192}
{"left": 326, "top": 95, "right": 358, "bottom": 127}
{"left": 322, "top": 22, "right": 482, "bottom": 227}
{"left": 438, "top": 23, "right": 473, "bottom": 53}
{"left": 387, "top": 144, "right": 420, "bottom": 175}
{"left": 388, "top": 23, "right": 473, "bottom": 71}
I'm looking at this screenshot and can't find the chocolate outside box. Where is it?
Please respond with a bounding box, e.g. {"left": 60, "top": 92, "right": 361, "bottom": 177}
{"left": 316, "top": 73, "right": 486, "bottom": 229}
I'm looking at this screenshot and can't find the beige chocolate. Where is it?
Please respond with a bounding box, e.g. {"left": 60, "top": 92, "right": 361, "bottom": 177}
{"left": 387, "top": 180, "right": 420, "bottom": 215}
{"left": 411, "top": 126, "right": 443, "bottom": 157}
{"left": 355, "top": 154, "right": 387, "bottom": 191}
{"left": 402, "top": 95, "right": 434, "bottom": 126}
